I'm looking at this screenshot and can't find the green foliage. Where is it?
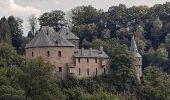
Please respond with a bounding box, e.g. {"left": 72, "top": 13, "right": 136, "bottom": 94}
{"left": 8, "top": 16, "right": 25, "bottom": 54}
{"left": 151, "top": 17, "right": 163, "bottom": 36}
{"left": 39, "top": 10, "right": 65, "bottom": 31}
{"left": 0, "top": 17, "right": 11, "bottom": 43}
{"left": 0, "top": 42, "right": 25, "bottom": 67}
{"left": 0, "top": 67, "right": 26, "bottom": 100}
{"left": 71, "top": 5, "right": 100, "bottom": 25}
{"left": 142, "top": 66, "right": 170, "bottom": 100}
{"left": 19, "top": 58, "right": 65, "bottom": 100}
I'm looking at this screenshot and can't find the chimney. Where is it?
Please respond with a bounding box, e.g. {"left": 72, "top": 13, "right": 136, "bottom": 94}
{"left": 89, "top": 48, "right": 92, "bottom": 56}
{"left": 99, "top": 46, "right": 103, "bottom": 54}
{"left": 81, "top": 48, "right": 84, "bottom": 55}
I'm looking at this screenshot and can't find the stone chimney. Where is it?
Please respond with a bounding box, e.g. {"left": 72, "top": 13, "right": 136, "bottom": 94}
{"left": 81, "top": 48, "right": 84, "bottom": 55}
{"left": 89, "top": 48, "right": 92, "bottom": 56}
{"left": 99, "top": 46, "right": 103, "bottom": 54}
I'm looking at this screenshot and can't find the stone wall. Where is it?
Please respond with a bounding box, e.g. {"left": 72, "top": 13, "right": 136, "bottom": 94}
{"left": 26, "top": 46, "right": 109, "bottom": 78}
{"left": 70, "top": 57, "right": 109, "bottom": 78}
{"left": 134, "top": 57, "right": 142, "bottom": 81}
{"left": 26, "top": 46, "right": 75, "bottom": 77}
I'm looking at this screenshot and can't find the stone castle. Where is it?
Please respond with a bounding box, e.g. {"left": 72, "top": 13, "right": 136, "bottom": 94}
{"left": 25, "top": 26, "right": 109, "bottom": 78}
{"left": 25, "top": 26, "right": 142, "bottom": 79}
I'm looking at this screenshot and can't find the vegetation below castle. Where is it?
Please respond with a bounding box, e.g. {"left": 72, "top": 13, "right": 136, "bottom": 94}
{"left": 0, "top": 2, "right": 170, "bottom": 100}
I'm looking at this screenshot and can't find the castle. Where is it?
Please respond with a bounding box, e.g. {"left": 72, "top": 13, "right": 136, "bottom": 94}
{"left": 25, "top": 26, "right": 142, "bottom": 80}
{"left": 25, "top": 26, "right": 109, "bottom": 78}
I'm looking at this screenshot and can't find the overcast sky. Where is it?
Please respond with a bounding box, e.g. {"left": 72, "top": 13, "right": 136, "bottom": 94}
{"left": 0, "top": 0, "right": 170, "bottom": 36}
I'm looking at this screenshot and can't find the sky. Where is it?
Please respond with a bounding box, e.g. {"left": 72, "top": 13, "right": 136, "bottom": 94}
{"left": 0, "top": 0, "right": 170, "bottom": 36}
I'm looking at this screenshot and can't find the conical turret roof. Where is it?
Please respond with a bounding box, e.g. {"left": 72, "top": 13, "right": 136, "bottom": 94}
{"left": 130, "top": 36, "right": 142, "bottom": 57}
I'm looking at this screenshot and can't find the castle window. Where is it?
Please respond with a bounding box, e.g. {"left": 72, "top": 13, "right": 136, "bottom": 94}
{"left": 104, "top": 68, "right": 106, "bottom": 74}
{"left": 95, "top": 59, "right": 97, "bottom": 63}
{"left": 47, "top": 51, "right": 50, "bottom": 57}
{"left": 59, "top": 67, "right": 62, "bottom": 72}
{"left": 139, "top": 66, "right": 141, "bottom": 68}
{"left": 78, "top": 58, "right": 80, "bottom": 63}
{"left": 58, "top": 51, "right": 61, "bottom": 57}
{"left": 87, "top": 68, "right": 89, "bottom": 75}
{"left": 138, "top": 58, "right": 140, "bottom": 61}
{"left": 32, "top": 52, "right": 34, "bottom": 57}
{"left": 87, "top": 58, "right": 89, "bottom": 63}
{"left": 79, "top": 68, "right": 81, "bottom": 75}
{"left": 96, "top": 68, "right": 98, "bottom": 75}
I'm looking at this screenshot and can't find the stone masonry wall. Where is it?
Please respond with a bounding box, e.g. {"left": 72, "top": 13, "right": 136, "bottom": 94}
{"left": 26, "top": 47, "right": 75, "bottom": 77}
{"left": 72, "top": 57, "right": 109, "bottom": 78}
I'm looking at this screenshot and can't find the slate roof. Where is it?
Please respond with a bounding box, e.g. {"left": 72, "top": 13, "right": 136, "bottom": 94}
{"left": 130, "top": 36, "right": 142, "bottom": 57}
{"left": 57, "top": 26, "right": 79, "bottom": 40}
{"left": 25, "top": 26, "right": 74, "bottom": 48}
{"left": 74, "top": 48, "right": 109, "bottom": 58}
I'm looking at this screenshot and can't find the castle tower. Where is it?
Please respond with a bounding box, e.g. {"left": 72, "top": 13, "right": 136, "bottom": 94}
{"left": 130, "top": 36, "right": 142, "bottom": 82}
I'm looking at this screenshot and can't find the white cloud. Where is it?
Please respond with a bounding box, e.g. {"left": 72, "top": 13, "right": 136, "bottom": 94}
{"left": 8, "top": 0, "right": 41, "bottom": 17}
{"left": 0, "top": 0, "right": 42, "bottom": 36}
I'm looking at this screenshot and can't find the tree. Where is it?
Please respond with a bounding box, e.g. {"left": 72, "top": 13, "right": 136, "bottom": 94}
{"left": 0, "top": 17, "right": 11, "bottom": 43}
{"left": 151, "top": 17, "right": 163, "bottom": 36}
{"left": 39, "top": 10, "right": 65, "bottom": 31}
{"left": 71, "top": 5, "right": 100, "bottom": 25}
{"left": 0, "top": 42, "right": 24, "bottom": 67}
{"left": 28, "top": 14, "right": 38, "bottom": 35}
{"left": 155, "top": 44, "right": 169, "bottom": 68}
{"left": 142, "top": 66, "right": 170, "bottom": 100}
{"left": 19, "top": 58, "right": 65, "bottom": 100}
{"left": 8, "top": 16, "right": 25, "bottom": 54}
{"left": 0, "top": 67, "right": 26, "bottom": 100}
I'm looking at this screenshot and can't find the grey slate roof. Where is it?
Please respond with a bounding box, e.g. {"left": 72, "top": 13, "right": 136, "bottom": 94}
{"left": 130, "top": 36, "right": 142, "bottom": 57}
{"left": 57, "top": 26, "right": 79, "bottom": 40}
{"left": 74, "top": 48, "right": 109, "bottom": 58}
{"left": 25, "top": 26, "right": 74, "bottom": 48}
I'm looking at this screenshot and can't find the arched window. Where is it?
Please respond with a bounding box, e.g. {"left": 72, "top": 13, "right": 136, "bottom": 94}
{"left": 95, "top": 58, "right": 97, "bottom": 63}
{"left": 58, "top": 51, "right": 61, "bottom": 57}
{"left": 32, "top": 52, "right": 34, "bottom": 57}
{"left": 47, "top": 51, "right": 50, "bottom": 57}
{"left": 78, "top": 58, "right": 80, "bottom": 63}
{"left": 138, "top": 58, "right": 140, "bottom": 61}
{"left": 59, "top": 67, "right": 62, "bottom": 72}
{"left": 87, "top": 58, "right": 89, "bottom": 63}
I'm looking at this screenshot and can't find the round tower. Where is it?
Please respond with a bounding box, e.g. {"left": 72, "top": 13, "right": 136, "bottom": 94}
{"left": 130, "top": 36, "right": 142, "bottom": 82}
